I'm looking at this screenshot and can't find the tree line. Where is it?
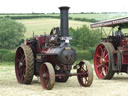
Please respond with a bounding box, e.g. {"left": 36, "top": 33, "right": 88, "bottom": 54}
{"left": 0, "top": 15, "right": 97, "bottom": 23}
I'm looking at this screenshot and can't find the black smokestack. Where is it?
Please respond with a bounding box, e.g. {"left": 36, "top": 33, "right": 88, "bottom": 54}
{"left": 59, "top": 6, "right": 70, "bottom": 37}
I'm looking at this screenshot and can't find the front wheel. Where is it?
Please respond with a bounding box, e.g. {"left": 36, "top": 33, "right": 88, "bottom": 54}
{"left": 77, "top": 60, "right": 93, "bottom": 87}
{"left": 40, "top": 62, "right": 55, "bottom": 90}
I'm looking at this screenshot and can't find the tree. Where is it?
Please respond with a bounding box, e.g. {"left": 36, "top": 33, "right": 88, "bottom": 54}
{"left": 0, "top": 18, "right": 25, "bottom": 49}
{"left": 69, "top": 25, "right": 101, "bottom": 60}
{"left": 69, "top": 25, "right": 101, "bottom": 50}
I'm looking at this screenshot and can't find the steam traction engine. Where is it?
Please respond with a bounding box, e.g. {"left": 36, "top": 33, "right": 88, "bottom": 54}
{"left": 91, "top": 17, "right": 128, "bottom": 79}
{"left": 15, "top": 6, "right": 93, "bottom": 90}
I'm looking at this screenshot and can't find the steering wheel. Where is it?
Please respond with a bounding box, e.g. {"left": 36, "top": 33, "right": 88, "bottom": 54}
{"left": 50, "top": 27, "right": 59, "bottom": 36}
{"left": 49, "top": 27, "right": 60, "bottom": 45}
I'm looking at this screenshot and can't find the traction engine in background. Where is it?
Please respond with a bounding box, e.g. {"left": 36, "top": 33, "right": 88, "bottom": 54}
{"left": 91, "top": 17, "right": 128, "bottom": 79}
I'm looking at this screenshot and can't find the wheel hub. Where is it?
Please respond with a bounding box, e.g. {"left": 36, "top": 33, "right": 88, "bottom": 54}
{"left": 42, "top": 73, "right": 49, "bottom": 79}
{"left": 19, "top": 62, "right": 23, "bottom": 68}
{"left": 42, "top": 74, "right": 46, "bottom": 78}
{"left": 100, "top": 58, "right": 106, "bottom": 64}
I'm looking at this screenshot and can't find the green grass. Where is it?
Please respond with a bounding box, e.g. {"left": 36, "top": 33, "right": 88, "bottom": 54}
{"left": 16, "top": 18, "right": 90, "bottom": 38}
{"left": 69, "top": 13, "right": 128, "bottom": 21}
{"left": 42, "top": 13, "right": 128, "bottom": 21}
{"left": 0, "top": 62, "right": 14, "bottom": 66}
{"left": 36, "top": 13, "right": 128, "bottom": 21}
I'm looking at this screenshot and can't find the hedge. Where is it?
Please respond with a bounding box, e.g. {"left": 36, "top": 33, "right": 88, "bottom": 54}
{"left": 76, "top": 48, "right": 95, "bottom": 60}
{"left": 0, "top": 48, "right": 95, "bottom": 64}
{"left": 0, "top": 15, "right": 97, "bottom": 23}
{"left": 0, "top": 49, "right": 15, "bottom": 62}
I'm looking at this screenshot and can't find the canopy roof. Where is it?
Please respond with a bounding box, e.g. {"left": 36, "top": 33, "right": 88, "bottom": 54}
{"left": 91, "top": 17, "right": 128, "bottom": 28}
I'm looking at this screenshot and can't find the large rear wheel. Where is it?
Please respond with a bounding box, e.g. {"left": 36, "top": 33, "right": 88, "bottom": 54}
{"left": 94, "top": 42, "right": 115, "bottom": 79}
{"left": 15, "top": 44, "right": 34, "bottom": 84}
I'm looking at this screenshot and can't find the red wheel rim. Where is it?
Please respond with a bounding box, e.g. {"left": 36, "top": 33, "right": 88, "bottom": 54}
{"left": 15, "top": 47, "right": 26, "bottom": 83}
{"left": 40, "top": 64, "right": 50, "bottom": 89}
{"left": 77, "top": 64, "right": 89, "bottom": 87}
{"left": 94, "top": 44, "right": 109, "bottom": 79}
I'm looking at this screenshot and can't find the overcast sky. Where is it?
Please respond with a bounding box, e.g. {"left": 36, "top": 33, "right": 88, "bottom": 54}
{"left": 0, "top": 0, "right": 128, "bottom": 13}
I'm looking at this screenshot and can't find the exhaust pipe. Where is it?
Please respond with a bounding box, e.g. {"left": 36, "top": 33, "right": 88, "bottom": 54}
{"left": 59, "top": 6, "right": 70, "bottom": 37}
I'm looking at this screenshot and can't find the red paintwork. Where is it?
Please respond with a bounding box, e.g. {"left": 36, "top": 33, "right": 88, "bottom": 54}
{"left": 40, "top": 64, "right": 50, "bottom": 89}
{"left": 21, "top": 29, "right": 92, "bottom": 88}
{"left": 94, "top": 36, "right": 128, "bottom": 76}
{"left": 15, "top": 47, "right": 26, "bottom": 83}
{"left": 94, "top": 44, "right": 109, "bottom": 79}
{"left": 77, "top": 64, "right": 89, "bottom": 86}
{"left": 55, "top": 73, "right": 82, "bottom": 77}
{"left": 34, "top": 36, "right": 50, "bottom": 53}
{"left": 91, "top": 17, "right": 128, "bottom": 28}
{"left": 117, "top": 38, "right": 128, "bottom": 64}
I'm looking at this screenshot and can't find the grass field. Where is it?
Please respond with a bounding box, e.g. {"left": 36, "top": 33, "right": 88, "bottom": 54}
{"left": 15, "top": 18, "right": 128, "bottom": 40}
{"left": 69, "top": 13, "right": 128, "bottom": 21}
{"left": 16, "top": 18, "right": 90, "bottom": 38}
{"left": 39, "top": 13, "right": 128, "bottom": 21}
{"left": 1, "top": 63, "right": 128, "bottom": 96}
{"left": 46, "top": 13, "right": 128, "bottom": 21}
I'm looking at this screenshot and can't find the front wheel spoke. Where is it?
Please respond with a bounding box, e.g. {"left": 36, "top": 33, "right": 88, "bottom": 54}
{"left": 81, "top": 67, "right": 86, "bottom": 71}
{"left": 85, "top": 77, "right": 88, "bottom": 84}
{"left": 46, "top": 73, "right": 49, "bottom": 78}
{"left": 45, "top": 79, "right": 49, "bottom": 87}
{"left": 80, "top": 77, "right": 84, "bottom": 84}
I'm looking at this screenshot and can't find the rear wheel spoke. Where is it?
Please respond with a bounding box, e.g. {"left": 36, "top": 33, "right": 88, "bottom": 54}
{"left": 97, "top": 54, "right": 102, "bottom": 58}
{"left": 104, "top": 53, "right": 108, "bottom": 59}
{"left": 100, "top": 71, "right": 103, "bottom": 76}
{"left": 103, "top": 48, "right": 107, "bottom": 56}
{"left": 104, "top": 65, "right": 108, "bottom": 72}
{"left": 94, "top": 43, "right": 115, "bottom": 79}
{"left": 16, "top": 58, "right": 20, "bottom": 62}
{"left": 99, "top": 46, "right": 104, "bottom": 56}
{"left": 97, "top": 64, "right": 103, "bottom": 69}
